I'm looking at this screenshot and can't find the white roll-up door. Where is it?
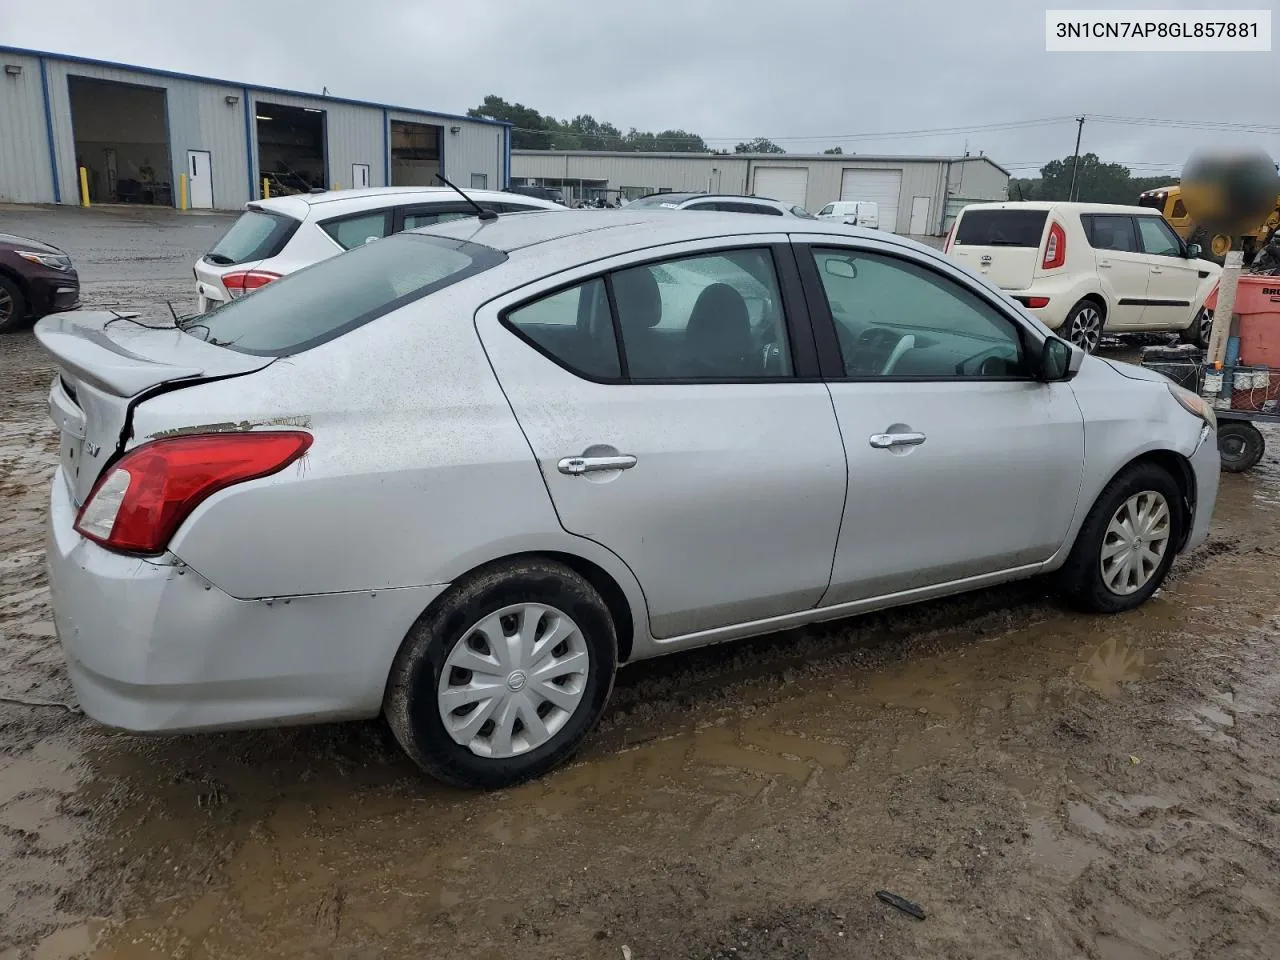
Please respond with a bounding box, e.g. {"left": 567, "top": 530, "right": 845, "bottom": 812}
{"left": 840, "top": 169, "right": 903, "bottom": 233}
{"left": 752, "top": 167, "right": 809, "bottom": 209}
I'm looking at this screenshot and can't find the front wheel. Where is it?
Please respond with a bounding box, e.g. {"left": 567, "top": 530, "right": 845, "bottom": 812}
{"left": 384, "top": 558, "right": 618, "bottom": 788}
{"left": 1062, "top": 300, "right": 1105, "bottom": 354}
{"left": 1179, "top": 307, "right": 1212, "bottom": 349}
{"left": 1217, "top": 421, "right": 1265, "bottom": 473}
{"left": 0, "top": 275, "right": 27, "bottom": 334}
{"left": 1057, "top": 463, "right": 1183, "bottom": 613}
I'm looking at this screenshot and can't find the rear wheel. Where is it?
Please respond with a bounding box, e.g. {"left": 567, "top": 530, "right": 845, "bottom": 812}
{"left": 1057, "top": 463, "right": 1183, "bottom": 613}
{"left": 0, "top": 275, "right": 27, "bottom": 334}
{"left": 1062, "top": 300, "right": 1105, "bottom": 354}
{"left": 1217, "top": 421, "right": 1264, "bottom": 473}
{"left": 384, "top": 558, "right": 618, "bottom": 788}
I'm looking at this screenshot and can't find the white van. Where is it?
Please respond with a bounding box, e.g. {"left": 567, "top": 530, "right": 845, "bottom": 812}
{"left": 817, "top": 200, "right": 880, "bottom": 230}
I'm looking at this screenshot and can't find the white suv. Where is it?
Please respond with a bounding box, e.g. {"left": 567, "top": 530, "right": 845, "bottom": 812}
{"left": 944, "top": 202, "right": 1220, "bottom": 352}
{"left": 194, "top": 187, "right": 562, "bottom": 313}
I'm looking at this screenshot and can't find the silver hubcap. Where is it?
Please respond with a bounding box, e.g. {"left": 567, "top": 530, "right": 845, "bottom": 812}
{"left": 1068, "top": 307, "right": 1102, "bottom": 353}
{"left": 1100, "top": 491, "right": 1171, "bottom": 596}
{"left": 1199, "top": 309, "right": 1213, "bottom": 345}
{"left": 438, "top": 602, "right": 591, "bottom": 759}
{"left": 0, "top": 289, "right": 12, "bottom": 319}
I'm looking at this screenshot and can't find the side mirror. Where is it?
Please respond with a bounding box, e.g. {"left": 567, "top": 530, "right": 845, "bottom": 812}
{"left": 1040, "top": 336, "right": 1082, "bottom": 382}
{"left": 823, "top": 258, "right": 858, "bottom": 280}
{"left": 1184, "top": 242, "right": 1201, "bottom": 259}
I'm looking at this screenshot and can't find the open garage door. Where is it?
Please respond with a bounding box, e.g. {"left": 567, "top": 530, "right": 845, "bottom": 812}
{"left": 752, "top": 167, "right": 808, "bottom": 209}
{"left": 68, "top": 76, "right": 173, "bottom": 205}
{"left": 840, "top": 169, "right": 902, "bottom": 233}
{"left": 390, "top": 120, "right": 441, "bottom": 186}
{"left": 257, "top": 103, "right": 327, "bottom": 196}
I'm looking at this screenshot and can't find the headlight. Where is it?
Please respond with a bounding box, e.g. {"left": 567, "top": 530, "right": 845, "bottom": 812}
{"left": 17, "top": 250, "right": 73, "bottom": 271}
{"left": 1168, "top": 383, "right": 1216, "bottom": 429}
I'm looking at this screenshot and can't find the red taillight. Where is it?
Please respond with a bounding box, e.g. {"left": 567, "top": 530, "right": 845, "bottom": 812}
{"left": 1026, "top": 296, "right": 1051, "bottom": 308}
{"left": 222, "top": 270, "right": 281, "bottom": 298}
{"left": 74, "top": 432, "right": 312, "bottom": 554}
{"left": 1042, "top": 221, "right": 1067, "bottom": 269}
{"left": 943, "top": 221, "right": 956, "bottom": 253}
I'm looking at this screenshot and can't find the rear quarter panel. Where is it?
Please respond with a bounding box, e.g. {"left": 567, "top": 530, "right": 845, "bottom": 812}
{"left": 128, "top": 279, "right": 649, "bottom": 637}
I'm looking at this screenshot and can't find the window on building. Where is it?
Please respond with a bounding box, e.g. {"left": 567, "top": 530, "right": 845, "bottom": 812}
{"left": 470, "top": 173, "right": 488, "bottom": 190}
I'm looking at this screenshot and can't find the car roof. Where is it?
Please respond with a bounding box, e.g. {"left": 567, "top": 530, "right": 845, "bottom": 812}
{"left": 959, "top": 201, "right": 1163, "bottom": 216}
{"left": 249, "top": 187, "right": 561, "bottom": 220}
{"left": 410, "top": 209, "right": 938, "bottom": 260}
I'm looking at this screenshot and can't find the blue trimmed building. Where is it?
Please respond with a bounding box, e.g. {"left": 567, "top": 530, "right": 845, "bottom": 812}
{"left": 0, "top": 46, "right": 512, "bottom": 210}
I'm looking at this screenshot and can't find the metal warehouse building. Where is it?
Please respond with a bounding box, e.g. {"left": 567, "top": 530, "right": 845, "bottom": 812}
{"left": 512, "top": 150, "right": 1009, "bottom": 235}
{"left": 0, "top": 46, "right": 511, "bottom": 210}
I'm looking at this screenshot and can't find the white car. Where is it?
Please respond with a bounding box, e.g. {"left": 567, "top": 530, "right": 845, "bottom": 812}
{"left": 623, "top": 192, "right": 816, "bottom": 218}
{"left": 40, "top": 211, "right": 1219, "bottom": 788}
{"left": 817, "top": 200, "right": 880, "bottom": 229}
{"left": 944, "top": 202, "right": 1221, "bottom": 353}
{"left": 193, "top": 187, "right": 562, "bottom": 313}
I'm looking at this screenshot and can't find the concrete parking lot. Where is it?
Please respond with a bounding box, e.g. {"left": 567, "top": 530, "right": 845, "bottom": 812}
{"left": 2, "top": 204, "right": 1279, "bottom": 960}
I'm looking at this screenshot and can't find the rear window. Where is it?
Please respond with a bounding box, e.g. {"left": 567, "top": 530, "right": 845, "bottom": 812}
{"left": 954, "top": 210, "right": 1048, "bottom": 247}
{"left": 205, "top": 209, "right": 299, "bottom": 265}
{"left": 627, "top": 195, "right": 689, "bottom": 209}
{"left": 183, "top": 233, "right": 505, "bottom": 356}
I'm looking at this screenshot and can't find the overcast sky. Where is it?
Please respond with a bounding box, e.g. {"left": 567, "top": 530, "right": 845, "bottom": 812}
{"left": 3, "top": 0, "right": 1277, "bottom": 177}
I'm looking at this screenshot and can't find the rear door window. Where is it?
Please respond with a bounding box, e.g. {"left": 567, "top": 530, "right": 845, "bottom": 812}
{"left": 1084, "top": 215, "right": 1140, "bottom": 252}
{"left": 953, "top": 210, "right": 1048, "bottom": 247}
{"left": 319, "top": 211, "right": 393, "bottom": 250}
{"left": 204, "top": 209, "right": 299, "bottom": 265}
{"left": 183, "top": 233, "right": 505, "bottom": 356}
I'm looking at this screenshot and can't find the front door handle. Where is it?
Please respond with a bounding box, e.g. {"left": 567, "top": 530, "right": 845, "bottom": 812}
{"left": 1150, "top": 266, "right": 1164, "bottom": 274}
{"left": 1098, "top": 260, "right": 1112, "bottom": 268}
{"left": 869, "top": 432, "right": 927, "bottom": 450}
{"left": 558, "top": 454, "right": 638, "bottom": 475}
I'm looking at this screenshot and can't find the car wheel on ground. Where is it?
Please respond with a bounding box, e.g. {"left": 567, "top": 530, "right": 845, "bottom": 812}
{"left": 1063, "top": 300, "right": 1104, "bottom": 354}
{"left": 1179, "top": 307, "right": 1213, "bottom": 350}
{"left": 0, "top": 275, "right": 27, "bottom": 334}
{"left": 384, "top": 558, "right": 618, "bottom": 788}
{"left": 1217, "top": 421, "right": 1265, "bottom": 473}
{"left": 1057, "top": 462, "right": 1183, "bottom": 613}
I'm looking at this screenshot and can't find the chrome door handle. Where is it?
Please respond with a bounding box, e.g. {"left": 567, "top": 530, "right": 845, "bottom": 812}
{"left": 869, "top": 432, "right": 927, "bottom": 449}
{"left": 1098, "top": 260, "right": 1112, "bottom": 268}
{"left": 1150, "top": 266, "right": 1164, "bottom": 273}
{"left": 558, "top": 454, "right": 637, "bottom": 475}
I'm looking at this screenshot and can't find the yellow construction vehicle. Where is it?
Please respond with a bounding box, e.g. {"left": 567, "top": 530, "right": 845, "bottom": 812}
{"left": 1138, "top": 183, "right": 1280, "bottom": 263}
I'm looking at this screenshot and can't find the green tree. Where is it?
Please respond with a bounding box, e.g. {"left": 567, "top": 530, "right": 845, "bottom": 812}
{"left": 823, "top": 146, "right": 844, "bottom": 155}
{"left": 466, "top": 95, "right": 553, "bottom": 150}
{"left": 735, "top": 137, "right": 785, "bottom": 154}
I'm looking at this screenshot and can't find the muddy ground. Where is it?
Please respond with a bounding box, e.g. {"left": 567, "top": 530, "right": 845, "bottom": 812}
{"left": 2, "top": 204, "right": 1279, "bottom": 960}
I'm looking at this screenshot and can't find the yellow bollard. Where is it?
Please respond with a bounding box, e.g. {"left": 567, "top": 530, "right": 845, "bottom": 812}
{"left": 179, "top": 173, "right": 189, "bottom": 211}
{"left": 78, "top": 166, "right": 90, "bottom": 207}
{"left": 333, "top": 183, "right": 339, "bottom": 191}
{"left": 262, "top": 177, "right": 270, "bottom": 199}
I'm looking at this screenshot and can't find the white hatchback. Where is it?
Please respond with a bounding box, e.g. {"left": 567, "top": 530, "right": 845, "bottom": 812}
{"left": 944, "top": 202, "right": 1221, "bottom": 353}
{"left": 193, "top": 187, "right": 563, "bottom": 313}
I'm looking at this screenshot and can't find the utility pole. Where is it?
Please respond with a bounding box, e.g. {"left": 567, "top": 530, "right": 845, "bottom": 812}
{"left": 1068, "top": 116, "right": 1085, "bottom": 201}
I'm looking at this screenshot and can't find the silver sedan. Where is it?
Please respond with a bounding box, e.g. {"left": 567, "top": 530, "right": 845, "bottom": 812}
{"left": 39, "top": 210, "right": 1219, "bottom": 788}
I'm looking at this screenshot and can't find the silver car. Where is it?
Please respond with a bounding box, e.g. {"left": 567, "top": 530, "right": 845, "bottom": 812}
{"left": 40, "top": 211, "right": 1219, "bottom": 788}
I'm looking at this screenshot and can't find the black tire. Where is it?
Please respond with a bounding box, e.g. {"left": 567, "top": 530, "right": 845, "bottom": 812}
{"left": 1217, "top": 421, "right": 1265, "bottom": 473}
{"left": 384, "top": 558, "right": 618, "bottom": 789}
{"left": 1061, "top": 299, "right": 1105, "bottom": 354}
{"left": 1179, "top": 307, "right": 1212, "bottom": 349}
{"left": 1187, "top": 226, "right": 1224, "bottom": 266}
{"left": 0, "top": 275, "right": 27, "bottom": 334}
{"left": 1057, "top": 462, "right": 1184, "bottom": 614}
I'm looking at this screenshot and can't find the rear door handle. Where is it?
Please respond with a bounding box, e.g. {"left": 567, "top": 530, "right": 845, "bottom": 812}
{"left": 869, "top": 432, "right": 927, "bottom": 450}
{"left": 558, "top": 454, "right": 637, "bottom": 475}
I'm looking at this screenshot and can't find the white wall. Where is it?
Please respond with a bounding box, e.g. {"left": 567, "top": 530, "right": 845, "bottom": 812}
{"left": 0, "top": 53, "right": 57, "bottom": 203}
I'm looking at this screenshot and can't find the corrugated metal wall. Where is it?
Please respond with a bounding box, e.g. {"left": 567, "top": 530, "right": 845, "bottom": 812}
{"left": 770, "top": 159, "right": 945, "bottom": 230}
{"left": 0, "top": 53, "right": 55, "bottom": 203}
{"left": 248, "top": 90, "right": 383, "bottom": 193}
{"left": 954, "top": 158, "right": 1010, "bottom": 202}
{"left": 441, "top": 119, "right": 508, "bottom": 189}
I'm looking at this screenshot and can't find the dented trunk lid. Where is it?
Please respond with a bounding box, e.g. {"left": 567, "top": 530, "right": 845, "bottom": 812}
{"left": 35, "top": 311, "right": 274, "bottom": 505}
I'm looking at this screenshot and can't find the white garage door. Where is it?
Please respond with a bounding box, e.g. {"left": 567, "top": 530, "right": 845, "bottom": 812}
{"left": 840, "top": 169, "right": 903, "bottom": 233}
{"left": 752, "top": 167, "right": 809, "bottom": 209}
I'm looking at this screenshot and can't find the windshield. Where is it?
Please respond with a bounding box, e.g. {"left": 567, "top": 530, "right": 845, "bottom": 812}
{"left": 954, "top": 210, "right": 1048, "bottom": 247}
{"left": 205, "top": 209, "right": 299, "bottom": 265}
{"left": 185, "top": 233, "right": 505, "bottom": 356}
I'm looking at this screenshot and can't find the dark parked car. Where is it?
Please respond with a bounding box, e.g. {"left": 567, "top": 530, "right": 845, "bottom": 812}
{"left": 0, "top": 234, "right": 80, "bottom": 333}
